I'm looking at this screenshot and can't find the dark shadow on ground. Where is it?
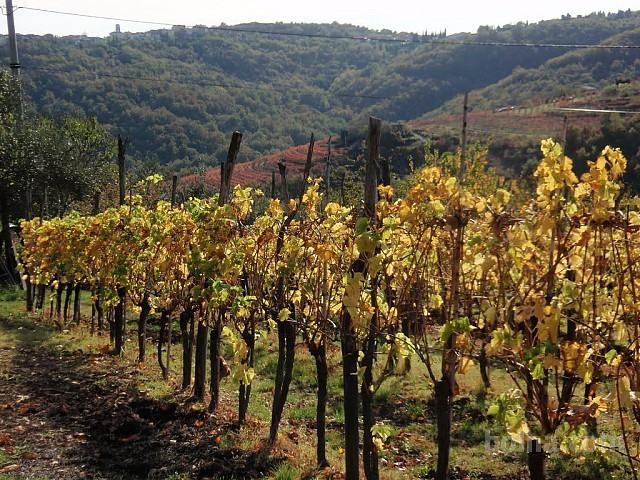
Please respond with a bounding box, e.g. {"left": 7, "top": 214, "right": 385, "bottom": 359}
{"left": 0, "top": 317, "right": 280, "bottom": 480}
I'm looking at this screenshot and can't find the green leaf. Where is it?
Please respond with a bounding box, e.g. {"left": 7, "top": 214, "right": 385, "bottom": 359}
{"left": 532, "top": 362, "right": 545, "bottom": 381}
{"left": 355, "top": 217, "right": 369, "bottom": 235}
{"left": 440, "top": 316, "right": 472, "bottom": 343}
{"left": 605, "top": 349, "right": 618, "bottom": 365}
{"left": 487, "top": 404, "right": 500, "bottom": 417}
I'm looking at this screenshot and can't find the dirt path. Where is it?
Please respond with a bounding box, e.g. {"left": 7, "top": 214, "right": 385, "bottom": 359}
{"left": 0, "top": 317, "right": 276, "bottom": 480}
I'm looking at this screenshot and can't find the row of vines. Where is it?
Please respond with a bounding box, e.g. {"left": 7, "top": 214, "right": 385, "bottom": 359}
{"left": 16, "top": 119, "right": 640, "bottom": 480}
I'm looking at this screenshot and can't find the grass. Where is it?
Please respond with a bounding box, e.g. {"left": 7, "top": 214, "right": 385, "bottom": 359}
{"left": 0, "top": 287, "right": 28, "bottom": 318}
{"left": 269, "top": 462, "right": 299, "bottom": 480}
{"left": 0, "top": 286, "right": 635, "bottom": 479}
{"left": 549, "top": 451, "right": 628, "bottom": 479}
{"left": 412, "top": 464, "right": 431, "bottom": 478}
{"left": 289, "top": 404, "right": 316, "bottom": 421}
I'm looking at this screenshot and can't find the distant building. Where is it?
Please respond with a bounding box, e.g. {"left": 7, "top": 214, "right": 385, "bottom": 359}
{"left": 110, "top": 24, "right": 124, "bottom": 40}
{"left": 141, "top": 30, "right": 164, "bottom": 42}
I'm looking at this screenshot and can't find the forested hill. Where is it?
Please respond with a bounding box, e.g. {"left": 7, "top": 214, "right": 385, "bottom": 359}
{"left": 426, "top": 26, "right": 640, "bottom": 118}
{"left": 3, "top": 9, "right": 640, "bottom": 171}
{"left": 334, "top": 10, "right": 640, "bottom": 120}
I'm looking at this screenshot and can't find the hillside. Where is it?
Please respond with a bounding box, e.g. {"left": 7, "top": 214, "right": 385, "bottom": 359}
{"left": 182, "top": 137, "right": 347, "bottom": 188}
{"left": 427, "top": 26, "right": 640, "bottom": 117}
{"left": 336, "top": 10, "right": 640, "bottom": 121}
{"left": 187, "top": 81, "right": 640, "bottom": 193}
{"left": 404, "top": 24, "right": 640, "bottom": 184}
{"left": 407, "top": 78, "right": 640, "bottom": 188}
{"left": 9, "top": 23, "right": 403, "bottom": 171}
{"left": 4, "top": 10, "right": 640, "bottom": 173}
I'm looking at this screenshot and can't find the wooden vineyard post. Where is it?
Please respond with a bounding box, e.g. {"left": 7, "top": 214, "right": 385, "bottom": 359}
{"left": 89, "top": 192, "right": 102, "bottom": 334}
{"left": 362, "top": 116, "right": 382, "bottom": 480}
{"left": 180, "top": 308, "right": 195, "bottom": 389}
{"left": 193, "top": 311, "right": 209, "bottom": 400}
{"left": 160, "top": 158, "right": 178, "bottom": 382}
{"left": 137, "top": 292, "right": 151, "bottom": 363}
{"left": 436, "top": 92, "right": 468, "bottom": 480}
{"left": 195, "top": 131, "right": 243, "bottom": 403}
{"left": 268, "top": 133, "right": 315, "bottom": 447}
{"left": 171, "top": 175, "right": 178, "bottom": 206}
{"left": 341, "top": 116, "right": 381, "bottom": 480}
{"left": 117, "top": 136, "right": 127, "bottom": 206}
{"left": 35, "top": 183, "right": 47, "bottom": 309}
{"left": 91, "top": 191, "right": 101, "bottom": 331}
{"left": 325, "top": 135, "right": 332, "bottom": 206}
{"left": 218, "top": 131, "right": 242, "bottom": 206}
{"left": 114, "top": 135, "right": 128, "bottom": 356}
{"left": 458, "top": 91, "right": 468, "bottom": 183}
{"left": 271, "top": 170, "right": 276, "bottom": 199}
{"left": 278, "top": 159, "right": 289, "bottom": 201}
{"left": 209, "top": 131, "right": 242, "bottom": 413}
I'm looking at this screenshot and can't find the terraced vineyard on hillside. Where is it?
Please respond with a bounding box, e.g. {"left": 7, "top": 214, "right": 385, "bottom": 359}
{"left": 183, "top": 137, "right": 348, "bottom": 187}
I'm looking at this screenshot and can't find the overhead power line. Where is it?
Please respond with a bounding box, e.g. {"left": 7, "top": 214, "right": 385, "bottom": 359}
{"left": 23, "top": 66, "right": 391, "bottom": 100}
{"left": 16, "top": 6, "right": 640, "bottom": 49}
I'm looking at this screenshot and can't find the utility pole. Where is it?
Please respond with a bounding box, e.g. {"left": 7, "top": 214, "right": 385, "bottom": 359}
{"left": 5, "top": 0, "right": 23, "bottom": 118}
{"left": 6, "top": 0, "right": 20, "bottom": 77}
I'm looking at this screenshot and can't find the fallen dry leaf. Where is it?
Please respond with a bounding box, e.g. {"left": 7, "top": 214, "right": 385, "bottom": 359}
{"left": 0, "top": 464, "right": 20, "bottom": 474}
{"left": 17, "top": 402, "right": 40, "bottom": 415}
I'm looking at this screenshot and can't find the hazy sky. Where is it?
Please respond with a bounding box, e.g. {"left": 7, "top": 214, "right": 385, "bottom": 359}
{"left": 2, "top": 0, "right": 640, "bottom": 37}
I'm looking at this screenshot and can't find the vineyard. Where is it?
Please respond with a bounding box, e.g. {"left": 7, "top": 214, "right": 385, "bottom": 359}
{"left": 4, "top": 115, "right": 640, "bottom": 480}
{"left": 412, "top": 83, "right": 640, "bottom": 143}
{"left": 182, "top": 85, "right": 640, "bottom": 196}
{"left": 182, "top": 138, "right": 347, "bottom": 188}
